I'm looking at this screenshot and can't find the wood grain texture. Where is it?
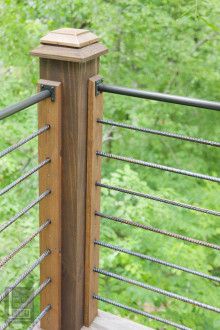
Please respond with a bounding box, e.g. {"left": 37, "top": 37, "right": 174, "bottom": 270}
{"left": 82, "top": 310, "right": 153, "bottom": 330}
{"left": 39, "top": 58, "right": 100, "bottom": 330}
{"left": 84, "top": 76, "right": 103, "bottom": 326}
{"left": 33, "top": 310, "right": 152, "bottom": 330}
{"left": 53, "top": 28, "right": 89, "bottom": 35}
{"left": 31, "top": 43, "right": 108, "bottom": 62}
{"left": 40, "top": 28, "right": 99, "bottom": 48}
{"left": 38, "top": 80, "right": 62, "bottom": 330}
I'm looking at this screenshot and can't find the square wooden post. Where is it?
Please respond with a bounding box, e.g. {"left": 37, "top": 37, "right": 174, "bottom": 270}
{"left": 31, "top": 29, "right": 107, "bottom": 330}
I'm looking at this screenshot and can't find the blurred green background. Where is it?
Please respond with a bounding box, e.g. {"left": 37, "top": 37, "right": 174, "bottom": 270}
{"left": 0, "top": 1, "right": 220, "bottom": 329}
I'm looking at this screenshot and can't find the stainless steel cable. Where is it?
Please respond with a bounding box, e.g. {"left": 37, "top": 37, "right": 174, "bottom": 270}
{"left": 96, "top": 212, "right": 220, "bottom": 251}
{"left": 97, "top": 119, "right": 220, "bottom": 147}
{"left": 97, "top": 151, "right": 220, "bottom": 183}
{"left": 0, "top": 125, "right": 50, "bottom": 159}
{"left": 94, "top": 268, "right": 220, "bottom": 313}
{"left": 96, "top": 182, "right": 220, "bottom": 217}
{"left": 0, "top": 250, "right": 50, "bottom": 303}
{"left": 27, "top": 304, "right": 51, "bottom": 330}
{"left": 0, "top": 278, "right": 51, "bottom": 330}
{"left": 0, "top": 190, "right": 50, "bottom": 234}
{"left": 0, "top": 158, "right": 50, "bottom": 196}
{"left": 0, "top": 220, "right": 51, "bottom": 268}
{"left": 94, "top": 240, "right": 220, "bottom": 282}
{"left": 93, "top": 295, "right": 191, "bottom": 330}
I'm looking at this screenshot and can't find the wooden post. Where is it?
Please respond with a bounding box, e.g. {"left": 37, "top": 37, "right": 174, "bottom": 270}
{"left": 38, "top": 80, "right": 62, "bottom": 330}
{"left": 85, "top": 76, "right": 104, "bottom": 325}
{"left": 31, "top": 29, "right": 108, "bottom": 329}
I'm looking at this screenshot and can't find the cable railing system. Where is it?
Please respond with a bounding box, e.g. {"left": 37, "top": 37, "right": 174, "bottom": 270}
{"left": 0, "top": 86, "right": 53, "bottom": 328}
{"left": 1, "top": 27, "right": 219, "bottom": 330}
{"left": 89, "top": 81, "right": 220, "bottom": 330}
{"left": 0, "top": 279, "right": 51, "bottom": 330}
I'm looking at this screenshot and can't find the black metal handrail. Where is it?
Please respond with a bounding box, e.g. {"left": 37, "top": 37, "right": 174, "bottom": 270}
{"left": 0, "top": 86, "right": 53, "bottom": 328}
{"left": 98, "top": 83, "right": 220, "bottom": 111}
{"left": 95, "top": 81, "right": 220, "bottom": 329}
{"left": 0, "top": 90, "right": 51, "bottom": 120}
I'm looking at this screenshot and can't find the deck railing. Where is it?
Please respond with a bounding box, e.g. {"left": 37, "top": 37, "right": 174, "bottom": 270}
{"left": 0, "top": 27, "right": 219, "bottom": 330}
{"left": 85, "top": 79, "right": 220, "bottom": 330}
{"left": 0, "top": 85, "right": 56, "bottom": 329}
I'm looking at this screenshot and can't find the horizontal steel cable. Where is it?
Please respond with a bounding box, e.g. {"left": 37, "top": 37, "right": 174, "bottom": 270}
{"left": 0, "top": 250, "right": 50, "bottom": 303}
{"left": 96, "top": 212, "right": 220, "bottom": 251}
{"left": 0, "top": 158, "right": 50, "bottom": 196}
{"left": 94, "top": 240, "right": 220, "bottom": 282}
{"left": 0, "top": 125, "right": 49, "bottom": 159}
{"left": 0, "top": 90, "right": 51, "bottom": 121}
{"left": 27, "top": 305, "right": 51, "bottom": 330}
{"left": 94, "top": 268, "right": 220, "bottom": 313}
{"left": 0, "top": 220, "right": 51, "bottom": 269}
{"left": 96, "top": 182, "right": 220, "bottom": 217}
{"left": 0, "top": 190, "right": 50, "bottom": 234}
{"left": 0, "top": 278, "right": 51, "bottom": 330}
{"left": 93, "top": 295, "right": 191, "bottom": 330}
{"left": 97, "top": 151, "right": 220, "bottom": 183}
{"left": 98, "top": 83, "right": 220, "bottom": 111}
{"left": 97, "top": 119, "right": 220, "bottom": 147}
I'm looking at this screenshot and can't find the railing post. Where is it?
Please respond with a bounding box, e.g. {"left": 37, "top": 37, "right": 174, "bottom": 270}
{"left": 38, "top": 80, "right": 62, "bottom": 330}
{"left": 85, "top": 76, "right": 104, "bottom": 325}
{"left": 31, "top": 29, "right": 108, "bottom": 329}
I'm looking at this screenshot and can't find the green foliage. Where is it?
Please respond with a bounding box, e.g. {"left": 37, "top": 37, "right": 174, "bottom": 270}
{"left": 0, "top": 0, "right": 220, "bottom": 329}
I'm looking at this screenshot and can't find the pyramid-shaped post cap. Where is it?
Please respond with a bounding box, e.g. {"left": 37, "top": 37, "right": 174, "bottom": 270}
{"left": 31, "top": 28, "right": 108, "bottom": 62}
{"left": 40, "top": 28, "right": 99, "bottom": 48}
